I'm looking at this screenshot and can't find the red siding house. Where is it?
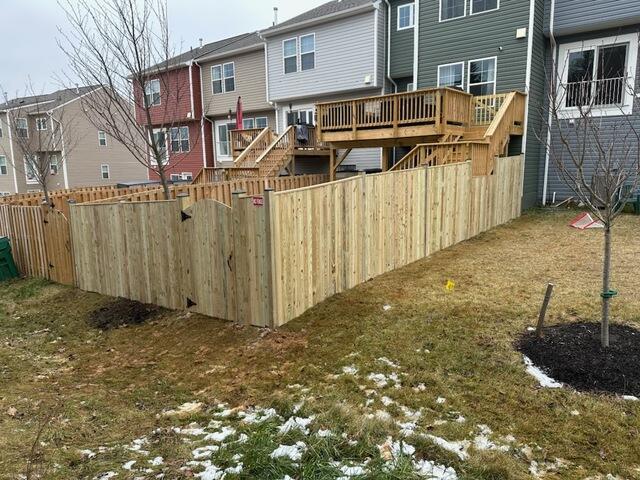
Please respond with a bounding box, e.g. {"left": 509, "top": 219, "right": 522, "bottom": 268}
{"left": 133, "top": 51, "right": 213, "bottom": 182}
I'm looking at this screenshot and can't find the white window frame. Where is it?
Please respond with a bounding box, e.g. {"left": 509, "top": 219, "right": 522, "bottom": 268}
{"left": 437, "top": 62, "right": 465, "bottom": 89}
{"left": 98, "top": 131, "right": 107, "bottom": 147}
{"left": 49, "top": 155, "right": 59, "bottom": 175}
{"left": 101, "top": 164, "right": 110, "bottom": 179}
{"left": 170, "top": 173, "right": 181, "bottom": 182}
{"left": 439, "top": 0, "right": 466, "bottom": 22}
{"left": 467, "top": 56, "right": 497, "bottom": 95}
{"left": 242, "top": 118, "right": 255, "bottom": 129}
{"left": 255, "top": 117, "right": 269, "bottom": 129}
{"left": 469, "top": 0, "right": 500, "bottom": 16}
{"left": 150, "top": 129, "right": 169, "bottom": 166}
{"left": 170, "top": 126, "right": 190, "bottom": 153}
{"left": 0, "top": 155, "right": 7, "bottom": 176}
{"left": 299, "top": 33, "right": 316, "bottom": 72}
{"left": 36, "top": 117, "right": 48, "bottom": 131}
{"left": 215, "top": 119, "right": 235, "bottom": 162}
{"left": 557, "top": 33, "right": 638, "bottom": 118}
{"left": 397, "top": 3, "right": 415, "bottom": 30}
{"left": 24, "top": 156, "right": 38, "bottom": 184}
{"left": 144, "top": 79, "right": 161, "bottom": 107}
{"left": 16, "top": 118, "right": 28, "bottom": 138}
{"left": 0, "top": 124, "right": 3, "bottom": 138}
{"left": 181, "top": 172, "right": 193, "bottom": 181}
{"left": 283, "top": 37, "right": 298, "bottom": 74}
{"left": 211, "top": 62, "right": 236, "bottom": 94}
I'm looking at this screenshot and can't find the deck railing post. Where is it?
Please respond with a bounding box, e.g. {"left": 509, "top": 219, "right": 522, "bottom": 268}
{"left": 436, "top": 90, "right": 442, "bottom": 133}
{"left": 393, "top": 95, "right": 399, "bottom": 136}
{"left": 351, "top": 100, "right": 357, "bottom": 135}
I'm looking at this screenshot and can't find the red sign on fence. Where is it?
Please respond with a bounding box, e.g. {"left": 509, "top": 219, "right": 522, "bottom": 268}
{"left": 252, "top": 196, "right": 264, "bottom": 207}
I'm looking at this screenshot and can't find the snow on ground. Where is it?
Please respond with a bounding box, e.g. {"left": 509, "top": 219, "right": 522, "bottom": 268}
{"left": 270, "top": 442, "right": 307, "bottom": 461}
{"left": 523, "top": 355, "right": 563, "bottom": 388}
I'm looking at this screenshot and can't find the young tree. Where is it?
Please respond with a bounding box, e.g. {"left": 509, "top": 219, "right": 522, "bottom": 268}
{"left": 541, "top": 43, "right": 640, "bottom": 347}
{"left": 58, "top": 0, "right": 197, "bottom": 199}
{"left": 0, "top": 84, "right": 78, "bottom": 205}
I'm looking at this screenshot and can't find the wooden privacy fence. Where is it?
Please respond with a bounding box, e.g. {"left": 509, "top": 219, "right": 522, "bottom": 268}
{"left": 0, "top": 205, "right": 74, "bottom": 285}
{"left": 70, "top": 156, "right": 524, "bottom": 327}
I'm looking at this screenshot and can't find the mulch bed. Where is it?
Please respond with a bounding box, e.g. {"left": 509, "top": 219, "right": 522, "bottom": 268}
{"left": 517, "top": 322, "right": 640, "bottom": 397}
{"left": 88, "top": 298, "right": 163, "bottom": 330}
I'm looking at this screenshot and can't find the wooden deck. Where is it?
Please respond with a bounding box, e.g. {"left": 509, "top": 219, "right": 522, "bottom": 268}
{"left": 316, "top": 88, "right": 472, "bottom": 147}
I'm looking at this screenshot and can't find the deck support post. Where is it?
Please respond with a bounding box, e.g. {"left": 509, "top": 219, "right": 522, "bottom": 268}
{"left": 382, "top": 147, "right": 391, "bottom": 172}
{"left": 330, "top": 148, "right": 336, "bottom": 181}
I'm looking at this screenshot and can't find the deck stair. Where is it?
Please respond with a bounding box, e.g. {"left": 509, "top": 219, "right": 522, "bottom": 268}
{"left": 389, "top": 91, "right": 526, "bottom": 175}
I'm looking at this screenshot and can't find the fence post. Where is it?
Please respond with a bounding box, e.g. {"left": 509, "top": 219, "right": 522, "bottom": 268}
{"left": 231, "top": 190, "right": 245, "bottom": 325}
{"left": 263, "top": 189, "right": 276, "bottom": 329}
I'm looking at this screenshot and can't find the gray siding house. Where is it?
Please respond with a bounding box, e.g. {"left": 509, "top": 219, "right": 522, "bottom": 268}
{"left": 540, "top": 0, "right": 640, "bottom": 203}
{"left": 262, "top": 0, "right": 388, "bottom": 171}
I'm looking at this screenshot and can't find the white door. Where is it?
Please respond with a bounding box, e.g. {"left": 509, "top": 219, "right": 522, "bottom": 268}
{"left": 215, "top": 120, "right": 236, "bottom": 164}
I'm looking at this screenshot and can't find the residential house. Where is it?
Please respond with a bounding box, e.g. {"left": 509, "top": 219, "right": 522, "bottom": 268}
{"left": 0, "top": 87, "right": 146, "bottom": 195}
{"left": 134, "top": 46, "right": 213, "bottom": 182}
{"left": 262, "top": 0, "right": 388, "bottom": 172}
{"left": 541, "top": 0, "right": 640, "bottom": 203}
{"left": 196, "top": 32, "right": 275, "bottom": 166}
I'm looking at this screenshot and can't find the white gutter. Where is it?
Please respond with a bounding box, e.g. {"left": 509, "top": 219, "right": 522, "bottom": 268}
{"left": 383, "top": 0, "right": 398, "bottom": 92}
{"left": 6, "top": 115, "right": 19, "bottom": 193}
{"left": 373, "top": 6, "right": 379, "bottom": 88}
{"left": 194, "top": 43, "right": 263, "bottom": 63}
{"left": 412, "top": 0, "right": 420, "bottom": 90}
{"left": 188, "top": 62, "right": 195, "bottom": 117}
{"left": 542, "top": 0, "right": 556, "bottom": 205}
{"left": 522, "top": 0, "right": 537, "bottom": 157}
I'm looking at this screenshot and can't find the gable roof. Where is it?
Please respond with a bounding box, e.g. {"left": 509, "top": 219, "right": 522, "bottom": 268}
{"left": 0, "top": 86, "right": 97, "bottom": 112}
{"left": 261, "top": 0, "right": 375, "bottom": 37}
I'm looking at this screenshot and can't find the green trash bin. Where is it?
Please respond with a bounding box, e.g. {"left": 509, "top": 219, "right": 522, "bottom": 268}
{"left": 0, "top": 236, "right": 19, "bottom": 281}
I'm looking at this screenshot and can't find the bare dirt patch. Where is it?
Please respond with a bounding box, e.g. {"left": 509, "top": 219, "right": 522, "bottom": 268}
{"left": 518, "top": 322, "right": 640, "bottom": 397}
{"left": 88, "top": 297, "right": 163, "bottom": 330}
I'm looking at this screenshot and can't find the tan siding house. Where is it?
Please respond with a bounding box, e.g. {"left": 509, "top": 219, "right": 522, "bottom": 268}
{"left": 0, "top": 87, "right": 145, "bottom": 195}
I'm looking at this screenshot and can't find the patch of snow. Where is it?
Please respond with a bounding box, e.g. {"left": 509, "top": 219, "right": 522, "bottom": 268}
{"left": 398, "top": 421, "right": 418, "bottom": 437}
{"left": 622, "top": 395, "right": 639, "bottom": 401}
{"left": 413, "top": 459, "right": 458, "bottom": 479}
{"left": 413, "top": 383, "right": 427, "bottom": 392}
{"left": 194, "top": 465, "right": 225, "bottom": 480}
{"left": 366, "top": 410, "right": 392, "bottom": 422}
{"left": 381, "top": 396, "right": 395, "bottom": 406}
{"left": 79, "top": 449, "right": 96, "bottom": 459}
{"left": 436, "top": 397, "right": 446, "bottom": 404}
{"left": 377, "top": 357, "right": 400, "bottom": 369}
{"left": 127, "top": 437, "right": 149, "bottom": 455}
{"left": 278, "top": 416, "right": 315, "bottom": 435}
{"left": 340, "top": 464, "right": 366, "bottom": 476}
{"left": 241, "top": 407, "right": 278, "bottom": 424}
{"left": 400, "top": 405, "right": 422, "bottom": 421}
{"left": 149, "top": 456, "right": 163, "bottom": 466}
{"left": 523, "top": 355, "right": 563, "bottom": 388}
{"left": 94, "top": 473, "right": 117, "bottom": 480}
{"left": 122, "top": 460, "right": 136, "bottom": 470}
{"left": 225, "top": 463, "right": 243, "bottom": 474}
{"left": 473, "top": 425, "right": 510, "bottom": 453}
{"left": 162, "top": 402, "right": 203, "bottom": 418}
{"left": 527, "top": 327, "right": 536, "bottom": 332}
{"left": 178, "top": 424, "right": 207, "bottom": 436}
{"left": 270, "top": 442, "right": 307, "bottom": 462}
{"left": 342, "top": 365, "right": 359, "bottom": 375}
{"left": 570, "top": 410, "right": 580, "bottom": 416}
{"left": 454, "top": 415, "right": 466, "bottom": 424}
{"left": 383, "top": 304, "right": 392, "bottom": 311}
{"left": 317, "top": 429, "right": 332, "bottom": 438}
{"left": 192, "top": 446, "right": 219, "bottom": 460}
{"left": 424, "top": 435, "right": 470, "bottom": 461}
{"left": 378, "top": 437, "right": 415, "bottom": 460}
{"left": 203, "top": 426, "right": 236, "bottom": 443}
{"left": 367, "top": 373, "right": 388, "bottom": 388}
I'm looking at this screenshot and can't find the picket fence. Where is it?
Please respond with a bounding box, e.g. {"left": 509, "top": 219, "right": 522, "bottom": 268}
{"left": 68, "top": 156, "right": 524, "bottom": 327}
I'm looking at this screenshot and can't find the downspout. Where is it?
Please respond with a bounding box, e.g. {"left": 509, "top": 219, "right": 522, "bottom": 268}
{"left": 373, "top": 3, "right": 379, "bottom": 88}
{"left": 412, "top": 0, "right": 419, "bottom": 90}
{"left": 50, "top": 114, "right": 69, "bottom": 189}
{"left": 383, "top": 0, "right": 398, "bottom": 92}
{"left": 258, "top": 33, "right": 278, "bottom": 132}
{"left": 522, "top": 0, "right": 537, "bottom": 153}
{"left": 192, "top": 59, "right": 209, "bottom": 168}
{"left": 542, "top": 0, "right": 556, "bottom": 206}
{"left": 6, "top": 115, "right": 19, "bottom": 193}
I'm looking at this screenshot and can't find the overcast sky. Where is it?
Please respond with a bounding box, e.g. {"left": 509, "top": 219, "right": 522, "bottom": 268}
{"left": 0, "top": 0, "right": 328, "bottom": 97}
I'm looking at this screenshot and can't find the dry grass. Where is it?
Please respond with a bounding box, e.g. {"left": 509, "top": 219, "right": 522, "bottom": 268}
{"left": 1, "top": 210, "right": 639, "bottom": 479}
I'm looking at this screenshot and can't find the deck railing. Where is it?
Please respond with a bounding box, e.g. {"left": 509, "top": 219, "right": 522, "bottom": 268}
{"left": 472, "top": 93, "right": 508, "bottom": 125}
{"left": 293, "top": 125, "right": 327, "bottom": 150}
{"left": 256, "top": 126, "right": 296, "bottom": 177}
{"left": 316, "top": 88, "right": 472, "bottom": 135}
{"left": 234, "top": 128, "right": 275, "bottom": 168}
{"left": 390, "top": 141, "right": 490, "bottom": 172}
{"left": 230, "top": 128, "right": 264, "bottom": 158}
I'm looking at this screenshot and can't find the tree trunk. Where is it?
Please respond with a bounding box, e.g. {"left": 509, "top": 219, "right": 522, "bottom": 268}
{"left": 157, "top": 163, "right": 171, "bottom": 200}
{"left": 601, "top": 224, "right": 612, "bottom": 348}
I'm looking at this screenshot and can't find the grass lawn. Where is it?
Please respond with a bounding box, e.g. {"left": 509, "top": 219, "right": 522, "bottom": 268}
{"left": 1, "top": 210, "right": 639, "bottom": 479}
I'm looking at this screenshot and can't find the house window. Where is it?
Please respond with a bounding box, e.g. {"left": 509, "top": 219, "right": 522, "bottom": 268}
{"left": 243, "top": 118, "right": 255, "bottom": 129}
{"left": 440, "top": 0, "right": 465, "bottom": 21}
{"left": 36, "top": 117, "right": 48, "bottom": 131}
{"left": 470, "top": 0, "right": 499, "bottom": 15}
{"left": 16, "top": 118, "right": 28, "bottom": 138}
{"left": 216, "top": 122, "right": 235, "bottom": 159}
{"left": 181, "top": 172, "right": 193, "bottom": 181}
{"left": 24, "top": 156, "right": 38, "bottom": 184}
{"left": 468, "top": 57, "right": 496, "bottom": 95}
{"left": 284, "top": 38, "right": 298, "bottom": 74}
{"left": 397, "top": 3, "right": 415, "bottom": 30}
{"left": 300, "top": 34, "right": 315, "bottom": 71}
{"left": 287, "top": 109, "right": 315, "bottom": 126}
{"left": 0, "top": 156, "right": 7, "bottom": 175}
{"left": 564, "top": 42, "right": 630, "bottom": 109}
{"left": 211, "top": 63, "right": 235, "bottom": 94}
{"left": 438, "top": 62, "right": 464, "bottom": 89}
{"left": 151, "top": 129, "right": 168, "bottom": 165}
{"left": 49, "top": 155, "right": 59, "bottom": 175}
{"left": 256, "top": 117, "right": 268, "bottom": 129}
{"left": 170, "top": 126, "right": 190, "bottom": 153}
{"left": 144, "top": 79, "right": 161, "bottom": 107}
{"left": 0, "top": 124, "right": 3, "bottom": 138}
{"left": 101, "top": 164, "right": 110, "bottom": 179}
{"left": 98, "top": 131, "right": 107, "bottom": 146}
{"left": 170, "top": 174, "right": 181, "bottom": 182}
